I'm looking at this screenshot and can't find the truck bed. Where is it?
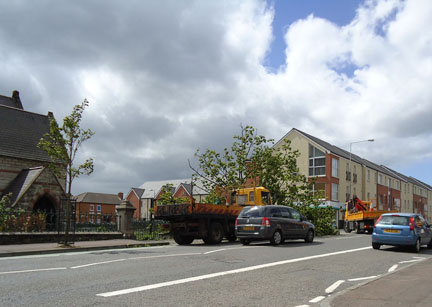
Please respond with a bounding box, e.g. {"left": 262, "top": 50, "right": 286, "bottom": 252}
{"left": 154, "top": 203, "right": 243, "bottom": 220}
{"left": 346, "top": 210, "right": 398, "bottom": 221}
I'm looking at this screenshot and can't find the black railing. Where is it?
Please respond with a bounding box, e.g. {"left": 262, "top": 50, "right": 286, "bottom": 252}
{"left": 75, "top": 213, "right": 118, "bottom": 232}
{"left": 133, "top": 219, "right": 170, "bottom": 241}
{"left": 0, "top": 210, "right": 57, "bottom": 233}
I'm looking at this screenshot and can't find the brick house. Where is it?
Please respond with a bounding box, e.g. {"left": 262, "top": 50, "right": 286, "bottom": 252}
{"left": 125, "top": 188, "right": 144, "bottom": 220}
{"left": 274, "top": 128, "right": 432, "bottom": 220}
{"left": 74, "top": 192, "right": 122, "bottom": 223}
{"left": 0, "top": 91, "right": 66, "bottom": 221}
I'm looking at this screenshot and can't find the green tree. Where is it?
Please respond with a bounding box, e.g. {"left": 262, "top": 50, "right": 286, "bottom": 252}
{"left": 192, "top": 125, "right": 317, "bottom": 205}
{"left": 38, "top": 99, "right": 94, "bottom": 245}
{"left": 157, "top": 184, "right": 190, "bottom": 205}
{"left": 192, "top": 125, "right": 336, "bottom": 235}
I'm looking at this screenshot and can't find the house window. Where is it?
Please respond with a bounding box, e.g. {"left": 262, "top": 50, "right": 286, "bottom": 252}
{"left": 367, "top": 170, "right": 370, "bottom": 182}
{"left": 331, "top": 158, "right": 339, "bottom": 178}
{"left": 387, "top": 178, "right": 391, "bottom": 187}
{"left": 367, "top": 192, "right": 370, "bottom": 200}
{"left": 97, "top": 205, "right": 101, "bottom": 213}
{"left": 331, "top": 183, "right": 338, "bottom": 201}
{"left": 378, "top": 174, "right": 383, "bottom": 185}
{"left": 90, "top": 204, "right": 94, "bottom": 212}
{"left": 308, "top": 144, "right": 326, "bottom": 177}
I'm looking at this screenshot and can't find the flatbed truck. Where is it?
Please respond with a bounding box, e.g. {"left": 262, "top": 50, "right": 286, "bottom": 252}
{"left": 154, "top": 187, "right": 271, "bottom": 245}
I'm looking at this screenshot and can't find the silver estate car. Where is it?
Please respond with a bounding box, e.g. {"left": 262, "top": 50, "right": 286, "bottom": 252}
{"left": 235, "top": 205, "right": 315, "bottom": 246}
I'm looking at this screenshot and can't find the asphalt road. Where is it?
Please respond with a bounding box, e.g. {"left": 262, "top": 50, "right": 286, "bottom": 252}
{"left": 1, "top": 233, "right": 432, "bottom": 307}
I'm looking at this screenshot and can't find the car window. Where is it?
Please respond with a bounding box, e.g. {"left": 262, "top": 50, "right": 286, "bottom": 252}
{"left": 239, "top": 207, "right": 264, "bottom": 218}
{"left": 379, "top": 216, "right": 409, "bottom": 226}
{"left": 288, "top": 208, "right": 301, "bottom": 220}
{"left": 419, "top": 215, "right": 428, "bottom": 226}
{"left": 279, "top": 207, "right": 291, "bottom": 218}
{"left": 268, "top": 207, "right": 282, "bottom": 217}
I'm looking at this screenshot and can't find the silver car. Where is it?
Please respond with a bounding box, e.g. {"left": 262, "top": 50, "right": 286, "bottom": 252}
{"left": 235, "top": 205, "right": 315, "bottom": 246}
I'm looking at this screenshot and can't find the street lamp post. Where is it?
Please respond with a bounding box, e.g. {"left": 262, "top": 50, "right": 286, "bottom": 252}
{"left": 349, "top": 139, "right": 374, "bottom": 201}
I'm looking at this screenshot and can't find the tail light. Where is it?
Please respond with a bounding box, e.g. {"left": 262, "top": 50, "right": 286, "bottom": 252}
{"left": 235, "top": 219, "right": 238, "bottom": 227}
{"left": 261, "top": 217, "right": 271, "bottom": 227}
{"left": 409, "top": 217, "right": 414, "bottom": 230}
{"left": 374, "top": 216, "right": 382, "bottom": 228}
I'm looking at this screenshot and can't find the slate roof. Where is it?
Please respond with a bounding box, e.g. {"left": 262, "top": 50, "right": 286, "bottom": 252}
{"left": 131, "top": 188, "right": 145, "bottom": 198}
{"left": 138, "top": 178, "right": 207, "bottom": 199}
{"left": 0, "top": 104, "right": 52, "bottom": 162}
{"left": 0, "top": 91, "right": 23, "bottom": 109}
{"left": 74, "top": 192, "right": 122, "bottom": 205}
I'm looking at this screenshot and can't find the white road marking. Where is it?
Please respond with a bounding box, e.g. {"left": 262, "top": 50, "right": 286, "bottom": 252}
{"left": 388, "top": 264, "right": 398, "bottom": 272}
{"left": 97, "top": 246, "right": 372, "bottom": 297}
{"left": 129, "top": 252, "right": 202, "bottom": 260}
{"left": 295, "top": 305, "right": 310, "bottom": 307}
{"left": 325, "top": 280, "right": 345, "bottom": 293}
{"left": 0, "top": 267, "right": 67, "bottom": 275}
{"left": 399, "top": 259, "right": 422, "bottom": 264}
{"left": 309, "top": 296, "right": 326, "bottom": 303}
{"left": 348, "top": 275, "right": 379, "bottom": 281}
{"left": 70, "top": 259, "right": 126, "bottom": 269}
{"left": 335, "top": 235, "right": 364, "bottom": 240}
{"left": 413, "top": 257, "right": 426, "bottom": 259}
{"left": 204, "top": 249, "right": 227, "bottom": 255}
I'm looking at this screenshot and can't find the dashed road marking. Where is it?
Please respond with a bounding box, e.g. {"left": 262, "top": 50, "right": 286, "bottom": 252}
{"left": 325, "top": 280, "right": 345, "bottom": 293}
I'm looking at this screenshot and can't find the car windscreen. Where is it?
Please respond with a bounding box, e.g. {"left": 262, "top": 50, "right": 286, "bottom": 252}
{"left": 378, "top": 215, "right": 410, "bottom": 226}
{"left": 238, "top": 206, "right": 265, "bottom": 218}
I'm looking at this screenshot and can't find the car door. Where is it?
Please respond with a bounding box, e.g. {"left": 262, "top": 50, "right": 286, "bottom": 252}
{"left": 288, "top": 208, "right": 307, "bottom": 238}
{"left": 418, "top": 215, "right": 431, "bottom": 245}
{"left": 267, "top": 207, "right": 283, "bottom": 234}
{"left": 279, "top": 207, "right": 295, "bottom": 238}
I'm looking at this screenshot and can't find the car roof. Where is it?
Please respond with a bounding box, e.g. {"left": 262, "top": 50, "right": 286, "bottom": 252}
{"left": 381, "top": 213, "right": 421, "bottom": 217}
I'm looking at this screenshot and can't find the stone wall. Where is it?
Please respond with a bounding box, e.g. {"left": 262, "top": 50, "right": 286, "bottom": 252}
{"left": 0, "top": 155, "right": 66, "bottom": 193}
{"left": 0, "top": 232, "right": 124, "bottom": 244}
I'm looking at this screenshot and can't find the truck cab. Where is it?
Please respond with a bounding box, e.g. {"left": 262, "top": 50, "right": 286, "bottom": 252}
{"left": 230, "top": 187, "right": 272, "bottom": 206}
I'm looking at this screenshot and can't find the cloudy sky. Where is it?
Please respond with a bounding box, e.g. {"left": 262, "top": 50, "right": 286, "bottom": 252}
{"left": 0, "top": 0, "right": 431, "bottom": 195}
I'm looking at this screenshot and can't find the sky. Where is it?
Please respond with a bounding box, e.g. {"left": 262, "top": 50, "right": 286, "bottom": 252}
{"left": 0, "top": 0, "right": 431, "bottom": 195}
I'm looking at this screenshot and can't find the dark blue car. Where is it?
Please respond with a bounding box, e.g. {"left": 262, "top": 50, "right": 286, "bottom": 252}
{"left": 372, "top": 213, "right": 432, "bottom": 253}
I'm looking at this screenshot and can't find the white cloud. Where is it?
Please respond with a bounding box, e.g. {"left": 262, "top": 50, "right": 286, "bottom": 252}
{"left": 0, "top": 0, "right": 431, "bottom": 194}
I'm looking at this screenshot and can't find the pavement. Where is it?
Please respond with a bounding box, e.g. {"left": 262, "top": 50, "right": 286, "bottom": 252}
{"left": 0, "top": 239, "right": 171, "bottom": 257}
{"left": 1, "top": 238, "right": 431, "bottom": 306}
{"left": 322, "top": 257, "right": 432, "bottom": 307}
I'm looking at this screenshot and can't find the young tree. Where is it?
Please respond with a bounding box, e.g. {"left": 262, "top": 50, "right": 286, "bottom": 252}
{"left": 38, "top": 99, "right": 94, "bottom": 245}
{"left": 192, "top": 125, "right": 317, "bottom": 205}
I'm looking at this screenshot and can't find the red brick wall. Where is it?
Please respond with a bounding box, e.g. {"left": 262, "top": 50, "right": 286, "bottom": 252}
{"left": 127, "top": 191, "right": 141, "bottom": 220}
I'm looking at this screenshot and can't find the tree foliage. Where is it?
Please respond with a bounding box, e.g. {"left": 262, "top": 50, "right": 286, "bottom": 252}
{"left": 192, "top": 125, "right": 318, "bottom": 205}
{"left": 192, "top": 125, "right": 337, "bottom": 235}
{"left": 157, "top": 184, "right": 190, "bottom": 205}
{"left": 38, "top": 99, "right": 94, "bottom": 197}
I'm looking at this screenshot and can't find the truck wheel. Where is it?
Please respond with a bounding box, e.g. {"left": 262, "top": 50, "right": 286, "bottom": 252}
{"left": 202, "top": 236, "right": 211, "bottom": 244}
{"left": 208, "top": 222, "right": 224, "bottom": 244}
{"left": 173, "top": 233, "right": 194, "bottom": 245}
{"left": 344, "top": 222, "right": 352, "bottom": 233}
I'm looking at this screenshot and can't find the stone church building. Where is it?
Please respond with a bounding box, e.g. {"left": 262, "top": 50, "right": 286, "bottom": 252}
{"left": 0, "top": 91, "right": 66, "bottom": 218}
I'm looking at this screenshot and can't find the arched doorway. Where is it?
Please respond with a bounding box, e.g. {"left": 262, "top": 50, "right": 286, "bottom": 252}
{"left": 33, "top": 195, "right": 57, "bottom": 231}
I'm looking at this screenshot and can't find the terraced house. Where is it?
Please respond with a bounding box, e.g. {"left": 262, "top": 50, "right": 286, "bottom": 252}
{"left": 274, "top": 128, "right": 432, "bottom": 220}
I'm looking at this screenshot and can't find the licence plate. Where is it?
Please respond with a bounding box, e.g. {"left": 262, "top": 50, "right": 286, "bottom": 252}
{"left": 384, "top": 229, "right": 400, "bottom": 233}
{"left": 243, "top": 226, "right": 254, "bottom": 231}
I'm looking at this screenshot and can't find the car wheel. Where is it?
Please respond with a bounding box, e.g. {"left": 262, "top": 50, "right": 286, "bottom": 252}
{"left": 225, "top": 234, "right": 237, "bottom": 242}
{"left": 240, "top": 239, "right": 250, "bottom": 245}
{"left": 207, "top": 222, "right": 224, "bottom": 244}
{"left": 413, "top": 239, "right": 421, "bottom": 253}
{"left": 270, "top": 230, "right": 283, "bottom": 246}
{"left": 304, "top": 229, "right": 314, "bottom": 243}
{"left": 372, "top": 243, "right": 381, "bottom": 250}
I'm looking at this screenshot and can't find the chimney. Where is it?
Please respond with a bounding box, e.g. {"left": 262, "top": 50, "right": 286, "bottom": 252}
{"left": 118, "top": 192, "right": 124, "bottom": 200}
{"left": 12, "top": 90, "right": 24, "bottom": 109}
